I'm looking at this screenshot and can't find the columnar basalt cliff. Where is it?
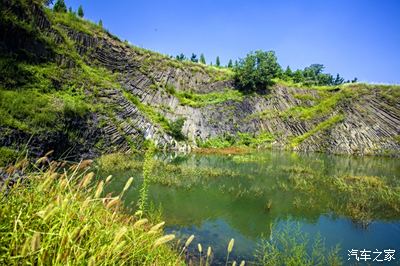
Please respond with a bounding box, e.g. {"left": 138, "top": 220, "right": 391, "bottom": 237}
{"left": 0, "top": 0, "right": 399, "bottom": 160}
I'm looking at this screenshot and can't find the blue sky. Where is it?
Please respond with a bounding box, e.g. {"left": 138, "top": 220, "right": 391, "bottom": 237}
{"left": 65, "top": 0, "right": 400, "bottom": 84}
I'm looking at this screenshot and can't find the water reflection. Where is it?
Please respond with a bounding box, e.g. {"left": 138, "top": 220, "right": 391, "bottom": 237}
{"left": 101, "top": 150, "right": 400, "bottom": 264}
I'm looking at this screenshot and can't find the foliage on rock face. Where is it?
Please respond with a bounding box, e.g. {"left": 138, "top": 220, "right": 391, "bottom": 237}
{"left": 199, "top": 132, "right": 275, "bottom": 148}
{"left": 234, "top": 50, "right": 282, "bottom": 92}
{"left": 169, "top": 118, "right": 186, "bottom": 141}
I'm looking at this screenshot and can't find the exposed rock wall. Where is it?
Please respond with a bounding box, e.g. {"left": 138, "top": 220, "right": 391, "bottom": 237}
{"left": 1, "top": 1, "right": 399, "bottom": 157}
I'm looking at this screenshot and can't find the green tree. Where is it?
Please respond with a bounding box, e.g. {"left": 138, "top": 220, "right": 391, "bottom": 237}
{"left": 190, "top": 53, "right": 198, "bottom": 63}
{"left": 176, "top": 53, "right": 185, "bottom": 61}
{"left": 234, "top": 50, "right": 281, "bottom": 91}
{"left": 98, "top": 19, "right": 103, "bottom": 27}
{"left": 53, "top": 0, "right": 67, "bottom": 12}
{"left": 199, "top": 53, "right": 206, "bottom": 64}
{"left": 292, "top": 70, "right": 304, "bottom": 83}
{"left": 333, "top": 73, "right": 345, "bottom": 85}
{"left": 227, "top": 59, "right": 233, "bottom": 68}
{"left": 216, "top": 56, "right": 220, "bottom": 67}
{"left": 77, "top": 5, "right": 84, "bottom": 17}
{"left": 284, "top": 66, "right": 293, "bottom": 79}
{"left": 68, "top": 6, "right": 72, "bottom": 13}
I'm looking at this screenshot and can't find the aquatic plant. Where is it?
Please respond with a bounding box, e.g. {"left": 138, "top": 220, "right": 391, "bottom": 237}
{"left": 255, "top": 223, "right": 342, "bottom": 266}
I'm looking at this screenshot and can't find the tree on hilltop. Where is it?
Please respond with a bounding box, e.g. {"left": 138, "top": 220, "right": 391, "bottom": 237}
{"left": 234, "top": 50, "right": 281, "bottom": 91}
{"left": 199, "top": 53, "right": 206, "bottom": 64}
{"left": 78, "top": 5, "right": 84, "bottom": 18}
{"left": 53, "top": 0, "right": 67, "bottom": 12}
{"left": 216, "top": 56, "right": 220, "bottom": 67}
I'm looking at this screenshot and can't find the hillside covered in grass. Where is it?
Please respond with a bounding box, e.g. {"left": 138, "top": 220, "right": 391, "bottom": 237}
{"left": 1, "top": 0, "right": 399, "bottom": 165}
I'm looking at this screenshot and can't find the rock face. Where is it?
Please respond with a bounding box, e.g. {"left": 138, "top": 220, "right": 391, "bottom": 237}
{"left": 0, "top": 1, "right": 399, "bottom": 158}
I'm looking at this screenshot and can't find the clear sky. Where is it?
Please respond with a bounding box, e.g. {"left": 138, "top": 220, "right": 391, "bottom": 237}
{"left": 64, "top": 0, "right": 400, "bottom": 84}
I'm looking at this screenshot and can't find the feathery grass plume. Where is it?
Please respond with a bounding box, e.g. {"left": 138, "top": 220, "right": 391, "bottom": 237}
{"left": 88, "top": 256, "right": 96, "bottom": 266}
{"left": 239, "top": 260, "right": 245, "bottom": 266}
{"left": 153, "top": 234, "right": 175, "bottom": 248}
{"left": 114, "top": 240, "right": 127, "bottom": 252}
{"left": 228, "top": 238, "right": 235, "bottom": 253}
{"left": 206, "top": 246, "right": 212, "bottom": 266}
{"left": 149, "top": 221, "right": 165, "bottom": 232}
{"left": 15, "top": 158, "right": 29, "bottom": 170}
{"left": 56, "top": 195, "right": 62, "bottom": 206}
{"left": 31, "top": 232, "right": 41, "bottom": 252}
{"left": 68, "top": 163, "right": 78, "bottom": 171}
{"left": 113, "top": 226, "right": 128, "bottom": 243}
{"left": 35, "top": 156, "right": 48, "bottom": 166}
{"left": 106, "top": 197, "right": 120, "bottom": 209}
{"left": 43, "top": 205, "right": 58, "bottom": 223}
{"left": 21, "top": 236, "right": 31, "bottom": 256}
{"left": 95, "top": 180, "right": 104, "bottom": 198}
{"left": 123, "top": 177, "right": 134, "bottom": 192}
{"left": 178, "top": 234, "right": 195, "bottom": 258}
{"left": 133, "top": 218, "right": 148, "bottom": 228}
{"left": 105, "top": 175, "right": 113, "bottom": 184}
{"left": 185, "top": 235, "right": 195, "bottom": 248}
{"left": 79, "top": 172, "right": 94, "bottom": 189}
{"left": 225, "top": 238, "right": 235, "bottom": 266}
{"left": 78, "top": 159, "right": 93, "bottom": 170}
{"left": 71, "top": 227, "right": 82, "bottom": 241}
{"left": 198, "top": 243, "right": 203, "bottom": 265}
{"left": 59, "top": 177, "right": 69, "bottom": 189}
{"left": 60, "top": 233, "right": 69, "bottom": 247}
{"left": 39, "top": 172, "right": 57, "bottom": 191}
{"left": 82, "top": 196, "right": 92, "bottom": 209}
{"left": 79, "top": 224, "right": 90, "bottom": 238}
{"left": 120, "top": 177, "right": 134, "bottom": 197}
{"left": 44, "top": 150, "right": 54, "bottom": 157}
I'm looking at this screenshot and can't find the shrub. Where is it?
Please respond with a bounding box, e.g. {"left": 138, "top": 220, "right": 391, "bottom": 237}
{"left": 234, "top": 50, "right": 281, "bottom": 92}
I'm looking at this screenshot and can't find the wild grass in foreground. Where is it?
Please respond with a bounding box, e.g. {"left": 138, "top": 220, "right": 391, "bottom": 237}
{"left": 0, "top": 158, "right": 182, "bottom": 265}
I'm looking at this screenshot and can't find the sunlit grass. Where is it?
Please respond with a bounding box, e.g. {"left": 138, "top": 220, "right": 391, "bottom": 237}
{"left": 0, "top": 159, "right": 182, "bottom": 265}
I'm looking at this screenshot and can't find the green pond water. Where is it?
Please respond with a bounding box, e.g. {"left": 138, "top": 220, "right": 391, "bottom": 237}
{"left": 100, "top": 150, "right": 400, "bottom": 265}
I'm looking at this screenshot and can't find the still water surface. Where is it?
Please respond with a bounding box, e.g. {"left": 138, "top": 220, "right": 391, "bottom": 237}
{"left": 101, "top": 150, "right": 400, "bottom": 264}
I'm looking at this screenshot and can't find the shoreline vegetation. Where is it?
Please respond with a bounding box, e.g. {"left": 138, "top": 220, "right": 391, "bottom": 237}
{"left": 0, "top": 155, "right": 182, "bottom": 265}
{"left": 0, "top": 150, "right": 360, "bottom": 265}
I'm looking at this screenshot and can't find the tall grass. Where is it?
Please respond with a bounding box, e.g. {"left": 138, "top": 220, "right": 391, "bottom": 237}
{"left": 255, "top": 223, "right": 342, "bottom": 266}
{"left": 138, "top": 142, "right": 156, "bottom": 212}
{"left": 0, "top": 158, "right": 182, "bottom": 265}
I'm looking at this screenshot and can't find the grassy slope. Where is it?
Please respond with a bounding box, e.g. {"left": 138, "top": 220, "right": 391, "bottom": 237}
{"left": 1, "top": 0, "right": 399, "bottom": 156}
